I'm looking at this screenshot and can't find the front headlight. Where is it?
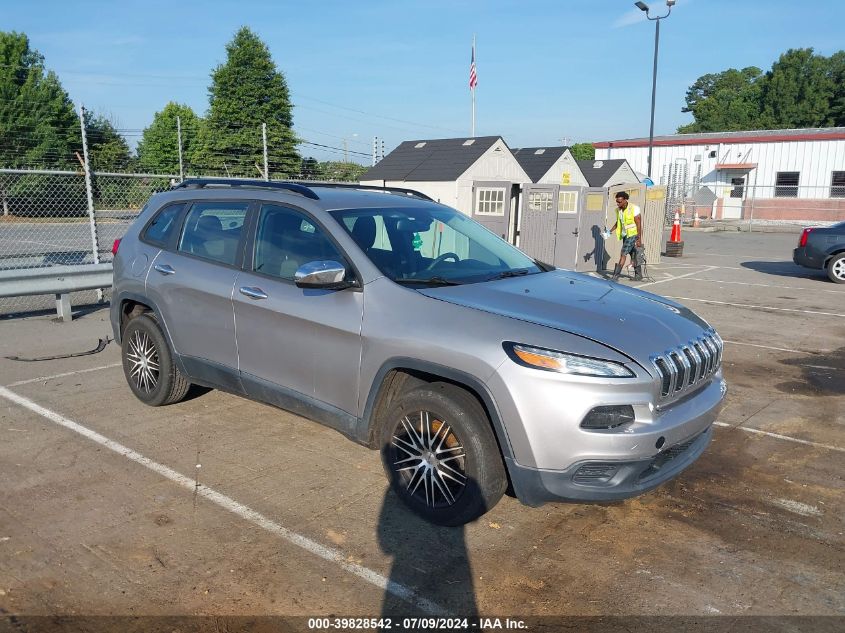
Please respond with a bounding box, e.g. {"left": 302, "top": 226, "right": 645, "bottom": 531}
{"left": 505, "top": 343, "right": 634, "bottom": 378}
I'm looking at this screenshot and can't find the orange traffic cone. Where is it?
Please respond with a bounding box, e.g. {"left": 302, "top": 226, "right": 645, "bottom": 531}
{"left": 666, "top": 211, "right": 684, "bottom": 257}
{"left": 669, "top": 212, "right": 681, "bottom": 242}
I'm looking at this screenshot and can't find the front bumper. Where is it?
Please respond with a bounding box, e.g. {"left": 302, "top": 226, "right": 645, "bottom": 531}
{"left": 487, "top": 356, "right": 726, "bottom": 506}
{"left": 507, "top": 424, "right": 713, "bottom": 505}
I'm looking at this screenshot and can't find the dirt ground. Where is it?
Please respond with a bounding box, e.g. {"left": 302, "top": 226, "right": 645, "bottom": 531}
{"left": 0, "top": 230, "right": 842, "bottom": 629}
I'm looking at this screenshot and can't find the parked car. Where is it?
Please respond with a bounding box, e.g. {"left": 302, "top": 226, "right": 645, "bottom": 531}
{"left": 111, "top": 179, "right": 726, "bottom": 525}
{"left": 793, "top": 221, "right": 845, "bottom": 283}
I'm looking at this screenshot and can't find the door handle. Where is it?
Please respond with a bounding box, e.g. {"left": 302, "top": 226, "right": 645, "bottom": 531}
{"left": 154, "top": 263, "right": 175, "bottom": 275}
{"left": 572, "top": 229, "right": 579, "bottom": 235}
{"left": 239, "top": 286, "right": 268, "bottom": 300}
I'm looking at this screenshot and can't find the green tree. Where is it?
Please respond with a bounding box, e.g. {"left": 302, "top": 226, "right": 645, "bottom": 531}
{"left": 192, "top": 27, "right": 298, "bottom": 177}
{"left": 314, "top": 161, "right": 367, "bottom": 182}
{"left": 0, "top": 31, "right": 78, "bottom": 168}
{"left": 137, "top": 102, "right": 200, "bottom": 174}
{"left": 829, "top": 51, "right": 845, "bottom": 126}
{"left": 760, "top": 48, "right": 837, "bottom": 128}
{"left": 569, "top": 142, "right": 594, "bottom": 161}
{"left": 678, "top": 67, "right": 764, "bottom": 133}
{"left": 83, "top": 110, "right": 132, "bottom": 172}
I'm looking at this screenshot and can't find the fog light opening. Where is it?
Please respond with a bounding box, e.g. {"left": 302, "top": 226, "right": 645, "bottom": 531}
{"left": 580, "top": 405, "right": 636, "bottom": 430}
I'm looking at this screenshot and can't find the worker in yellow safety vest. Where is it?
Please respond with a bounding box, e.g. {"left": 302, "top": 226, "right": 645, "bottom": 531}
{"left": 608, "top": 191, "right": 644, "bottom": 281}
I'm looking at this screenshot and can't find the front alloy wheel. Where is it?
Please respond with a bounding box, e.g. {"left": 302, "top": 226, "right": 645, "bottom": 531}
{"left": 389, "top": 411, "right": 468, "bottom": 508}
{"left": 380, "top": 383, "right": 507, "bottom": 526}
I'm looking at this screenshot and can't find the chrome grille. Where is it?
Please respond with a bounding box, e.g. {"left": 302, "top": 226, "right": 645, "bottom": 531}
{"left": 651, "top": 330, "right": 723, "bottom": 400}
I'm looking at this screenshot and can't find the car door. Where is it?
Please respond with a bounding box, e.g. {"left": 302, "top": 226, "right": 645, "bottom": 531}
{"left": 145, "top": 199, "right": 250, "bottom": 388}
{"left": 233, "top": 202, "right": 364, "bottom": 416}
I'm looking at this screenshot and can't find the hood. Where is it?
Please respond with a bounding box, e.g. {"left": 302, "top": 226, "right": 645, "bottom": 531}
{"left": 419, "top": 270, "right": 711, "bottom": 364}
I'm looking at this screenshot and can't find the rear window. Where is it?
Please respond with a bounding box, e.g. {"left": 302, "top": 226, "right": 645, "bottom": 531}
{"left": 142, "top": 203, "right": 186, "bottom": 247}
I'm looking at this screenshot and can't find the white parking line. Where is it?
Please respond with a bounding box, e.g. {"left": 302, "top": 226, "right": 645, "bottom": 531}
{"left": 5, "top": 363, "right": 122, "bottom": 387}
{"left": 638, "top": 266, "right": 718, "bottom": 288}
{"left": 682, "top": 278, "right": 844, "bottom": 295}
{"left": 0, "top": 385, "right": 444, "bottom": 616}
{"left": 664, "top": 296, "right": 845, "bottom": 318}
{"left": 713, "top": 421, "right": 844, "bottom": 454}
{"left": 722, "top": 341, "right": 827, "bottom": 355}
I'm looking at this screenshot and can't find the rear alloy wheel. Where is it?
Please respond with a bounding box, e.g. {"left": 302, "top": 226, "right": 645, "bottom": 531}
{"left": 122, "top": 314, "right": 190, "bottom": 406}
{"left": 827, "top": 253, "right": 845, "bottom": 284}
{"left": 380, "top": 383, "right": 507, "bottom": 526}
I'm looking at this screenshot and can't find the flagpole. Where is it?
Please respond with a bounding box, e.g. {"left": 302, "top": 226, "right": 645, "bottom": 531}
{"left": 471, "top": 35, "right": 476, "bottom": 137}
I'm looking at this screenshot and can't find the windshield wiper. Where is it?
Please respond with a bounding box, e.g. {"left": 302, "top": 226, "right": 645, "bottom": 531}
{"left": 393, "top": 276, "right": 463, "bottom": 286}
{"left": 485, "top": 268, "right": 533, "bottom": 282}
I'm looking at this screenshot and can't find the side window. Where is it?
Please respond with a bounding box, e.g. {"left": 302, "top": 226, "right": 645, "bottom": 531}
{"left": 254, "top": 204, "right": 344, "bottom": 281}
{"left": 142, "top": 203, "right": 186, "bottom": 247}
{"left": 178, "top": 201, "right": 249, "bottom": 266}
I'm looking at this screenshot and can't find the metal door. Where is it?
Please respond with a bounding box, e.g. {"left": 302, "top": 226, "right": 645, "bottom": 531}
{"left": 519, "top": 184, "right": 557, "bottom": 263}
{"left": 471, "top": 181, "right": 511, "bottom": 240}
{"left": 722, "top": 172, "right": 745, "bottom": 219}
{"left": 575, "top": 188, "right": 611, "bottom": 272}
{"left": 553, "top": 186, "right": 582, "bottom": 269}
{"left": 233, "top": 203, "right": 364, "bottom": 416}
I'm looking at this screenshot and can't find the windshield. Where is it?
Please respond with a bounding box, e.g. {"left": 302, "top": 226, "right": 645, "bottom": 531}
{"left": 330, "top": 205, "right": 543, "bottom": 285}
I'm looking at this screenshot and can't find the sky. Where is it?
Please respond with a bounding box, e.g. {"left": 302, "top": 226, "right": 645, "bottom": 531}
{"left": 4, "top": 0, "right": 844, "bottom": 163}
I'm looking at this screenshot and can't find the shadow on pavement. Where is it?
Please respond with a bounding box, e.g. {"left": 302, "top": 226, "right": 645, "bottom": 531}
{"left": 740, "top": 260, "right": 827, "bottom": 280}
{"left": 377, "top": 486, "right": 479, "bottom": 620}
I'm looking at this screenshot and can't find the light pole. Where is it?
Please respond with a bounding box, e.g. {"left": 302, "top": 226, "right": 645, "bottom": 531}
{"left": 635, "top": 0, "right": 674, "bottom": 179}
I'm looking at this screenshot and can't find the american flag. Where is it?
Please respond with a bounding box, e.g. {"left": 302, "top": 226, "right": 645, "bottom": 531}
{"left": 469, "top": 44, "right": 477, "bottom": 90}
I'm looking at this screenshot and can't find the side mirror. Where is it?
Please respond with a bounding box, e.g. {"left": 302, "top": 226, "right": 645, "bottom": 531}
{"left": 294, "top": 260, "right": 353, "bottom": 289}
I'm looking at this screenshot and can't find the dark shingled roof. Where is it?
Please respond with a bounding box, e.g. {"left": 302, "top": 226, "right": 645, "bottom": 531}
{"left": 511, "top": 147, "right": 569, "bottom": 183}
{"left": 360, "top": 136, "right": 501, "bottom": 182}
{"left": 577, "top": 159, "right": 631, "bottom": 187}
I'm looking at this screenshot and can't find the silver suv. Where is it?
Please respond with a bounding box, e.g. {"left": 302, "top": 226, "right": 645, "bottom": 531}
{"left": 111, "top": 179, "right": 726, "bottom": 525}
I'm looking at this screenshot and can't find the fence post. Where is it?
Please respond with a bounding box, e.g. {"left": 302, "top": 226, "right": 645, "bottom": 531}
{"left": 176, "top": 115, "right": 184, "bottom": 182}
{"left": 262, "top": 122, "right": 269, "bottom": 181}
{"left": 78, "top": 104, "right": 103, "bottom": 303}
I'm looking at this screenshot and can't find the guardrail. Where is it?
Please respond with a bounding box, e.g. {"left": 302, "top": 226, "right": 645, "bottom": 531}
{"left": 0, "top": 264, "right": 113, "bottom": 322}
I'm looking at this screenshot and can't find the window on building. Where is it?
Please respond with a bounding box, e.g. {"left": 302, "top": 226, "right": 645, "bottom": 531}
{"left": 831, "top": 171, "right": 845, "bottom": 198}
{"left": 775, "top": 171, "right": 799, "bottom": 198}
{"left": 729, "top": 177, "right": 745, "bottom": 199}
{"left": 527, "top": 191, "right": 553, "bottom": 213}
{"left": 475, "top": 187, "right": 506, "bottom": 216}
{"left": 558, "top": 191, "right": 578, "bottom": 213}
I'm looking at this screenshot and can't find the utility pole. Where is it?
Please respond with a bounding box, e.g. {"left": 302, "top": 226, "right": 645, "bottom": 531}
{"left": 372, "top": 136, "right": 378, "bottom": 166}
{"left": 176, "top": 115, "right": 184, "bottom": 181}
{"left": 78, "top": 103, "right": 102, "bottom": 303}
{"left": 635, "top": 1, "right": 675, "bottom": 179}
{"left": 262, "top": 122, "right": 269, "bottom": 181}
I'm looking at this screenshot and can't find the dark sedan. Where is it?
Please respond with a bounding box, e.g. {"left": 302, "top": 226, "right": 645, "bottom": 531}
{"left": 793, "top": 221, "right": 845, "bottom": 283}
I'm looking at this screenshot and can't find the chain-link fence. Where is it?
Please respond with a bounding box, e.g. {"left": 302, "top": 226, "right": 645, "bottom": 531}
{"left": 0, "top": 98, "right": 373, "bottom": 317}
{"left": 661, "top": 179, "right": 845, "bottom": 228}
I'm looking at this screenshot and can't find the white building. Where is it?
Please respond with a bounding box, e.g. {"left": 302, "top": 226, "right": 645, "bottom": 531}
{"left": 594, "top": 127, "right": 845, "bottom": 221}
{"left": 360, "top": 136, "right": 529, "bottom": 241}
{"left": 512, "top": 147, "right": 587, "bottom": 185}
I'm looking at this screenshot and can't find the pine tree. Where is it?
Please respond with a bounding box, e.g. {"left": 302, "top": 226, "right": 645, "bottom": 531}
{"left": 192, "top": 27, "right": 298, "bottom": 177}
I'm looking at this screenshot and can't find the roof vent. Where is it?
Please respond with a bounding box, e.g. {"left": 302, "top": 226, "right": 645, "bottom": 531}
{"left": 414, "top": 142, "right": 426, "bottom": 148}
{"left": 593, "top": 161, "right": 604, "bottom": 169}
{"left": 463, "top": 139, "right": 475, "bottom": 146}
{"left": 534, "top": 149, "right": 546, "bottom": 155}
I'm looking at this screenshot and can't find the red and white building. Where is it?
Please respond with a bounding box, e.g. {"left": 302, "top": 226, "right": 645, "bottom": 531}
{"left": 594, "top": 127, "right": 845, "bottom": 222}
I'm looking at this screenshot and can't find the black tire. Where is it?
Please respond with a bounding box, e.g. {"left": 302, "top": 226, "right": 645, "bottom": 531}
{"left": 121, "top": 314, "right": 190, "bottom": 406}
{"left": 827, "top": 253, "right": 845, "bottom": 284}
{"left": 378, "top": 382, "right": 507, "bottom": 526}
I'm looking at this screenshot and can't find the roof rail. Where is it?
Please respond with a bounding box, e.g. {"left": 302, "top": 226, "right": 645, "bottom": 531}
{"left": 172, "top": 178, "right": 319, "bottom": 200}
{"left": 297, "top": 182, "right": 434, "bottom": 201}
